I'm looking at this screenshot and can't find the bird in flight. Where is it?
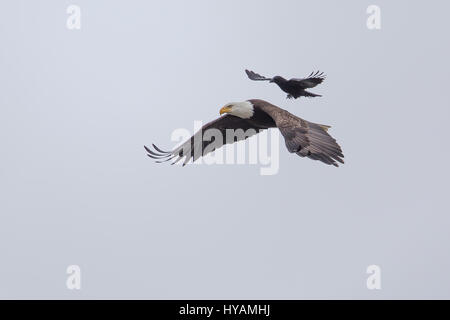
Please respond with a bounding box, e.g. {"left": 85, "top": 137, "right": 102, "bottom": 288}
{"left": 245, "top": 69, "right": 326, "bottom": 99}
{"left": 145, "top": 99, "right": 344, "bottom": 167}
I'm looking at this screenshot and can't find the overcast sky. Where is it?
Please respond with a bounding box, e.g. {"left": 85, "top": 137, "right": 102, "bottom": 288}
{"left": 0, "top": 0, "right": 449, "bottom": 299}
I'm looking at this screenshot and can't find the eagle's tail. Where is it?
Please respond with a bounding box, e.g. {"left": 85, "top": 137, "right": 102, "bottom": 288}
{"left": 318, "top": 124, "right": 331, "bottom": 132}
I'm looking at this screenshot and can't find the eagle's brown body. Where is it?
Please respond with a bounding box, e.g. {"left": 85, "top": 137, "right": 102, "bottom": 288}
{"left": 145, "top": 99, "right": 344, "bottom": 167}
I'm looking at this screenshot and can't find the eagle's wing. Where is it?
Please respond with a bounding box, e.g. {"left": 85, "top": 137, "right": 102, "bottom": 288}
{"left": 253, "top": 100, "right": 344, "bottom": 167}
{"left": 145, "top": 114, "right": 265, "bottom": 166}
{"left": 289, "top": 71, "right": 326, "bottom": 89}
{"left": 245, "top": 69, "right": 271, "bottom": 81}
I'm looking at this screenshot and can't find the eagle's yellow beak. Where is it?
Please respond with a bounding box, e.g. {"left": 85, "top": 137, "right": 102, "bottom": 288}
{"left": 220, "top": 106, "right": 232, "bottom": 115}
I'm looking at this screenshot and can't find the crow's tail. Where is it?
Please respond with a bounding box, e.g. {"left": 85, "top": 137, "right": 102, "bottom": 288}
{"left": 303, "top": 90, "right": 322, "bottom": 98}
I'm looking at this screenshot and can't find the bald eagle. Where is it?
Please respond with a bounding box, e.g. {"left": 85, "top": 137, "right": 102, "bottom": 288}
{"left": 145, "top": 99, "right": 344, "bottom": 167}
{"left": 245, "top": 69, "right": 325, "bottom": 99}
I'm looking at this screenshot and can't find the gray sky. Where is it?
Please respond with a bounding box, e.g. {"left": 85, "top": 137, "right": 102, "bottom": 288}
{"left": 0, "top": 0, "right": 449, "bottom": 299}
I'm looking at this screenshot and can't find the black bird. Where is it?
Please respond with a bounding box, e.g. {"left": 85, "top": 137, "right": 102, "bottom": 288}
{"left": 245, "top": 69, "right": 326, "bottom": 99}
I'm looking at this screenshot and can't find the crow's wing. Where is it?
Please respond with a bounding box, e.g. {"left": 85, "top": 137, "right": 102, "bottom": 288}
{"left": 245, "top": 69, "right": 271, "bottom": 81}
{"left": 290, "top": 71, "right": 326, "bottom": 89}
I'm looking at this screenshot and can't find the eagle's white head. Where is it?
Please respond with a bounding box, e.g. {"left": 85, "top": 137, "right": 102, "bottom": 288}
{"left": 219, "top": 101, "right": 254, "bottom": 119}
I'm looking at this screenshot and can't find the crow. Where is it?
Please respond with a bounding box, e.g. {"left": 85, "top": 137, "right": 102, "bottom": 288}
{"left": 245, "top": 69, "right": 326, "bottom": 99}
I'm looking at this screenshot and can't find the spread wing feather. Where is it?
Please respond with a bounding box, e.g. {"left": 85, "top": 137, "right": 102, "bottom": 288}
{"left": 145, "top": 114, "right": 264, "bottom": 166}
{"left": 251, "top": 99, "right": 344, "bottom": 167}
{"left": 290, "top": 70, "right": 326, "bottom": 89}
{"left": 279, "top": 121, "right": 343, "bottom": 166}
